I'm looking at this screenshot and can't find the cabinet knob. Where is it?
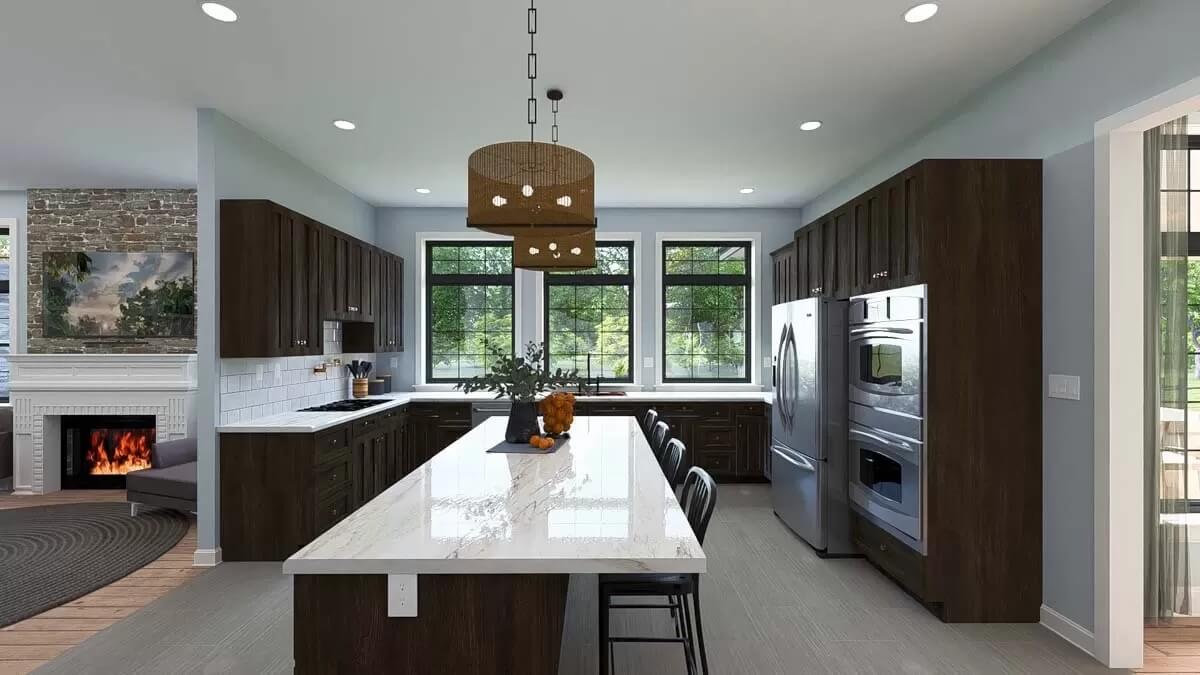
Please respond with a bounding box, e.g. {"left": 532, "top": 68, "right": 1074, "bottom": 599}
{"left": 881, "top": 271, "right": 889, "bottom": 278}
{"left": 879, "top": 543, "right": 888, "bottom": 552}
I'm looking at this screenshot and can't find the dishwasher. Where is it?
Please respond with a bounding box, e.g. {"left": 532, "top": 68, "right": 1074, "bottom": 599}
{"left": 470, "top": 401, "right": 513, "bottom": 427}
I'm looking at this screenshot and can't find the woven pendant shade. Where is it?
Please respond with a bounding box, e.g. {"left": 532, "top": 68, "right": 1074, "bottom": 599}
{"left": 467, "top": 141, "right": 595, "bottom": 235}
{"left": 513, "top": 229, "right": 597, "bottom": 271}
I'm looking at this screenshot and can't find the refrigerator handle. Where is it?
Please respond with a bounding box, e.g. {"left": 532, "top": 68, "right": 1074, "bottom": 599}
{"left": 772, "top": 444, "right": 815, "bottom": 473}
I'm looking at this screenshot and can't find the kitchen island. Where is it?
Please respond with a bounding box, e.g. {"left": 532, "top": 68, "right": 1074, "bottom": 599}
{"left": 283, "top": 415, "right": 705, "bottom": 674}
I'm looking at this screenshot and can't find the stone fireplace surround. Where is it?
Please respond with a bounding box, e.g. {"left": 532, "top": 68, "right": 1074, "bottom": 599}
{"left": 9, "top": 354, "right": 197, "bottom": 495}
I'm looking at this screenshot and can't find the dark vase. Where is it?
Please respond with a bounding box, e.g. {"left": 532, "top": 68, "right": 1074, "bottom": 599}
{"left": 505, "top": 400, "right": 541, "bottom": 443}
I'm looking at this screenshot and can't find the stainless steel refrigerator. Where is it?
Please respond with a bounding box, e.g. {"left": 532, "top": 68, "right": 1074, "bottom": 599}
{"left": 770, "top": 297, "right": 853, "bottom": 556}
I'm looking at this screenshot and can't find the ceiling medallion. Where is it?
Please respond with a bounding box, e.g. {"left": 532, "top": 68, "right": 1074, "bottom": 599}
{"left": 466, "top": 0, "right": 597, "bottom": 271}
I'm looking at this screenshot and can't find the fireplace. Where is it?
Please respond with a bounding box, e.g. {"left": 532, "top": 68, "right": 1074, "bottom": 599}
{"left": 61, "top": 415, "right": 156, "bottom": 489}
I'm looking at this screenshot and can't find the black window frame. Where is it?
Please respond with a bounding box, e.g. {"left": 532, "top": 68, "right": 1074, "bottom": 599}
{"left": 424, "top": 240, "right": 515, "bottom": 384}
{"left": 661, "top": 240, "right": 753, "bottom": 384}
{"left": 543, "top": 241, "right": 636, "bottom": 383}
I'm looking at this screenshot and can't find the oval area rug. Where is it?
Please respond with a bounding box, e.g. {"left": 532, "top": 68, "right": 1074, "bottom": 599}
{"left": 0, "top": 502, "right": 189, "bottom": 627}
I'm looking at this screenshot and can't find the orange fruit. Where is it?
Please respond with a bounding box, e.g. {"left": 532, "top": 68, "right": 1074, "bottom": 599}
{"left": 529, "top": 435, "right": 541, "bottom": 446}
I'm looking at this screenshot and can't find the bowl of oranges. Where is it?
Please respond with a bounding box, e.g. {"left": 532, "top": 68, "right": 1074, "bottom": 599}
{"left": 538, "top": 391, "right": 576, "bottom": 439}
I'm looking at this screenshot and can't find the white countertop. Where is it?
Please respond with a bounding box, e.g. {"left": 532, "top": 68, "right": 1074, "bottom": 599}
{"left": 216, "top": 390, "right": 772, "bottom": 433}
{"left": 282, "top": 416, "right": 707, "bottom": 576}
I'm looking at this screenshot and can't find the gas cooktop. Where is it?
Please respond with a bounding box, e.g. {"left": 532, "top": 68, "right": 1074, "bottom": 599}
{"left": 299, "top": 399, "right": 389, "bottom": 413}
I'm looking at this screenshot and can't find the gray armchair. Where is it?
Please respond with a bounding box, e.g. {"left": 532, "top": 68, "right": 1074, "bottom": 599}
{"left": 126, "top": 437, "right": 197, "bottom": 516}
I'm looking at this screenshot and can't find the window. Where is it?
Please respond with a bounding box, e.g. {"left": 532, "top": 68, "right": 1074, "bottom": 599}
{"left": 425, "top": 242, "right": 514, "bottom": 383}
{"left": 544, "top": 242, "right": 634, "bottom": 382}
{"left": 662, "top": 242, "right": 751, "bottom": 382}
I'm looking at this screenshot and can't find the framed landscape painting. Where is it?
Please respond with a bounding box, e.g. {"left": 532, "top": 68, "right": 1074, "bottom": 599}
{"left": 43, "top": 251, "right": 195, "bottom": 338}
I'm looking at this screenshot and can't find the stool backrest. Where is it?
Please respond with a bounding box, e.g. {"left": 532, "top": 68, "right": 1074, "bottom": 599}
{"left": 660, "top": 438, "right": 687, "bottom": 491}
{"left": 641, "top": 409, "right": 659, "bottom": 436}
{"left": 650, "top": 421, "right": 672, "bottom": 462}
{"left": 679, "top": 467, "right": 717, "bottom": 546}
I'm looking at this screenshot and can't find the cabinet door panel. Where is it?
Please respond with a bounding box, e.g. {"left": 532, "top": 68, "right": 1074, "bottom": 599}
{"left": 852, "top": 198, "right": 871, "bottom": 294}
{"left": 392, "top": 256, "right": 405, "bottom": 350}
{"left": 832, "top": 208, "right": 853, "bottom": 298}
{"left": 806, "top": 222, "right": 823, "bottom": 297}
{"left": 794, "top": 230, "right": 810, "bottom": 300}
{"left": 868, "top": 188, "right": 889, "bottom": 288}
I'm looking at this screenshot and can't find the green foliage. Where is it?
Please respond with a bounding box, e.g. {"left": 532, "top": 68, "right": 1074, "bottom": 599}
{"left": 456, "top": 341, "right": 581, "bottom": 402}
{"left": 43, "top": 253, "right": 93, "bottom": 338}
{"left": 115, "top": 277, "right": 196, "bottom": 336}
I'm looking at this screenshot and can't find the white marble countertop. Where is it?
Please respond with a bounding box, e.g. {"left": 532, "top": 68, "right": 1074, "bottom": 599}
{"left": 216, "top": 390, "right": 772, "bottom": 433}
{"left": 282, "top": 416, "right": 707, "bottom": 576}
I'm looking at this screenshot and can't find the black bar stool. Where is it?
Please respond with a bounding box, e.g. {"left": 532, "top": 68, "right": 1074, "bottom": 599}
{"left": 649, "top": 420, "right": 671, "bottom": 465}
{"left": 641, "top": 408, "right": 660, "bottom": 441}
{"left": 598, "top": 466, "right": 717, "bottom": 675}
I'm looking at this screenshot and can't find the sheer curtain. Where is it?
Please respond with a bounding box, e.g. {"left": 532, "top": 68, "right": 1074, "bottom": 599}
{"left": 1146, "top": 115, "right": 1191, "bottom": 621}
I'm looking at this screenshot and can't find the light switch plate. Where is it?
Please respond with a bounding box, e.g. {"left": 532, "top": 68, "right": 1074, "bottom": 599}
{"left": 643, "top": 357, "right": 654, "bottom": 368}
{"left": 274, "top": 363, "right": 283, "bottom": 386}
{"left": 255, "top": 365, "right": 264, "bottom": 386}
{"left": 1048, "top": 374, "right": 1081, "bottom": 401}
{"left": 390, "top": 357, "right": 399, "bottom": 368}
{"left": 387, "top": 574, "right": 418, "bottom": 617}
{"left": 763, "top": 356, "right": 772, "bottom": 368}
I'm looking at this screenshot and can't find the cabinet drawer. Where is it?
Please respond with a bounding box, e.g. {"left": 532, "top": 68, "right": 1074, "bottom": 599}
{"left": 352, "top": 412, "right": 395, "bottom": 436}
{"left": 850, "top": 511, "right": 927, "bottom": 599}
{"left": 733, "top": 403, "right": 766, "bottom": 417}
{"left": 580, "top": 403, "right": 641, "bottom": 417}
{"left": 315, "top": 488, "right": 352, "bottom": 532}
{"left": 694, "top": 425, "right": 736, "bottom": 451}
{"left": 659, "top": 403, "right": 730, "bottom": 422}
{"left": 315, "top": 426, "right": 351, "bottom": 461}
{"left": 697, "top": 451, "right": 736, "bottom": 476}
{"left": 409, "top": 403, "right": 470, "bottom": 421}
{"left": 315, "top": 454, "right": 351, "bottom": 495}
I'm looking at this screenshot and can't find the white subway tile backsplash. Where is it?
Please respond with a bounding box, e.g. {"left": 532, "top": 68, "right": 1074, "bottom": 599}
{"left": 218, "top": 322, "right": 376, "bottom": 423}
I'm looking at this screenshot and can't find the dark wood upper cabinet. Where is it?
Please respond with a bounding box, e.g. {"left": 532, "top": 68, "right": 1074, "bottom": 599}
{"left": 831, "top": 207, "right": 853, "bottom": 297}
{"left": 220, "top": 200, "right": 321, "bottom": 358}
{"left": 805, "top": 218, "right": 824, "bottom": 297}
{"left": 769, "top": 242, "right": 797, "bottom": 305}
{"left": 794, "top": 228, "right": 810, "bottom": 300}
{"left": 221, "top": 199, "right": 405, "bottom": 358}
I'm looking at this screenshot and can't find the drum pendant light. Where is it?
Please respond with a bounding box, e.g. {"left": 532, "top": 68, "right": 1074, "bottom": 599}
{"left": 466, "top": 0, "right": 597, "bottom": 271}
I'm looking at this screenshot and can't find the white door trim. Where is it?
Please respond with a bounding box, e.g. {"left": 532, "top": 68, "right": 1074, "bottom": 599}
{"left": 1093, "top": 73, "right": 1200, "bottom": 670}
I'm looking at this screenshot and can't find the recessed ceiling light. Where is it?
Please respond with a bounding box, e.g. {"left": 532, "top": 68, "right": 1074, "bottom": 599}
{"left": 415, "top": 188, "right": 432, "bottom": 194}
{"left": 200, "top": 2, "right": 238, "bottom": 22}
{"left": 799, "top": 120, "right": 823, "bottom": 131}
{"left": 904, "top": 3, "right": 939, "bottom": 23}
{"left": 332, "top": 120, "right": 356, "bottom": 131}
{"left": 739, "top": 188, "right": 756, "bottom": 195}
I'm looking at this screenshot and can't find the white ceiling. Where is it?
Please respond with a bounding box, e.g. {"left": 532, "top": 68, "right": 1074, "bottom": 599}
{"left": 0, "top": 0, "right": 1110, "bottom": 208}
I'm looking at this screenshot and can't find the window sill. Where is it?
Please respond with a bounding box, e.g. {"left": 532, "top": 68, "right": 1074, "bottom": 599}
{"left": 412, "top": 384, "right": 464, "bottom": 392}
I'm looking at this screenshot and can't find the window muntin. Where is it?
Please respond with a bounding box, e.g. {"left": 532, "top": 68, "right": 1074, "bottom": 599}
{"left": 662, "top": 242, "right": 751, "bottom": 382}
{"left": 425, "top": 242, "right": 514, "bottom": 383}
{"left": 544, "top": 242, "right": 633, "bottom": 381}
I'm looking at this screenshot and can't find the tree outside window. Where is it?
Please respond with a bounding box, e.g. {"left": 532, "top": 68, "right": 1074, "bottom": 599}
{"left": 544, "top": 242, "right": 634, "bottom": 381}
{"left": 426, "top": 242, "right": 514, "bottom": 383}
{"left": 662, "top": 242, "right": 751, "bottom": 382}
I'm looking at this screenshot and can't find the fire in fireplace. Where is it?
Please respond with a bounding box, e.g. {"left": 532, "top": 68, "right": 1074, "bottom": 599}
{"left": 62, "top": 415, "right": 156, "bottom": 489}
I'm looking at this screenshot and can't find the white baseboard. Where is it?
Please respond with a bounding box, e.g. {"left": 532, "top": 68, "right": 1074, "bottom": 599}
{"left": 1040, "top": 604, "right": 1096, "bottom": 658}
{"left": 193, "top": 547, "right": 222, "bottom": 567}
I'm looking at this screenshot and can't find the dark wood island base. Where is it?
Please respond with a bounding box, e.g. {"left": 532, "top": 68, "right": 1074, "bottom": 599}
{"left": 294, "top": 573, "right": 570, "bottom": 674}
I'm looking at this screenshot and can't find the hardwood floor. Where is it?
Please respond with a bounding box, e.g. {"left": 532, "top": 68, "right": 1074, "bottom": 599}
{"left": 0, "top": 490, "right": 200, "bottom": 675}
{"left": 1144, "top": 623, "right": 1200, "bottom": 674}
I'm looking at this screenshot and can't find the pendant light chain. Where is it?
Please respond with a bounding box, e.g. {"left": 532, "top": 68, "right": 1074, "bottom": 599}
{"left": 527, "top": 0, "right": 537, "bottom": 143}
{"left": 551, "top": 97, "right": 559, "bottom": 144}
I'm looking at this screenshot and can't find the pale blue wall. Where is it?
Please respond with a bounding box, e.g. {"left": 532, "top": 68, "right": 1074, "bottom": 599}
{"left": 194, "top": 110, "right": 377, "bottom": 556}
{"left": 800, "top": 0, "right": 1200, "bottom": 631}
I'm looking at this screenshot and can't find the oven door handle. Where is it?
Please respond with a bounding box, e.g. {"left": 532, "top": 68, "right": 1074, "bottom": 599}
{"left": 772, "top": 445, "right": 815, "bottom": 473}
{"left": 850, "top": 427, "right": 918, "bottom": 455}
{"left": 849, "top": 327, "right": 914, "bottom": 336}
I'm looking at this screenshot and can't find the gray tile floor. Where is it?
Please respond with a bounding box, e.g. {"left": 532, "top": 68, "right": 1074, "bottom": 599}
{"left": 36, "top": 485, "right": 1119, "bottom": 674}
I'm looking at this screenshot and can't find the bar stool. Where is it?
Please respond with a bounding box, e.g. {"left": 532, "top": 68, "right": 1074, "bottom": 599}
{"left": 649, "top": 420, "right": 672, "bottom": 464}
{"left": 598, "top": 466, "right": 717, "bottom": 674}
{"left": 641, "top": 408, "right": 660, "bottom": 440}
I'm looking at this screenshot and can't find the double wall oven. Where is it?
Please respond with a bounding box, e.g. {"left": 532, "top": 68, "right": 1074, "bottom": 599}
{"left": 847, "top": 285, "right": 927, "bottom": 553}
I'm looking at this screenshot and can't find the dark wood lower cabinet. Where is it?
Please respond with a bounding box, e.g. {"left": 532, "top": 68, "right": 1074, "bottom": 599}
{"left": 294, "top": 573, "right": 569, "bottom": 675}
{"left": 221, "top": 399, "right": 767, "bottom": 561}
{"left": 575, "top": 401, "right": 770, "bottom": 482}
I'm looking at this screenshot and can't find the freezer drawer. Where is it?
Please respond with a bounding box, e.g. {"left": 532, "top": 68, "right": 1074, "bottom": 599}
{"left": 771, "top": 443, "right": 825, "bottom": 550}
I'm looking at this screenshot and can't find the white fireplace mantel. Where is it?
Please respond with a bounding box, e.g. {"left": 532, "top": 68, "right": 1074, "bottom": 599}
{"left": 10, "top": 354, "right": 198, "bottom": 495}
